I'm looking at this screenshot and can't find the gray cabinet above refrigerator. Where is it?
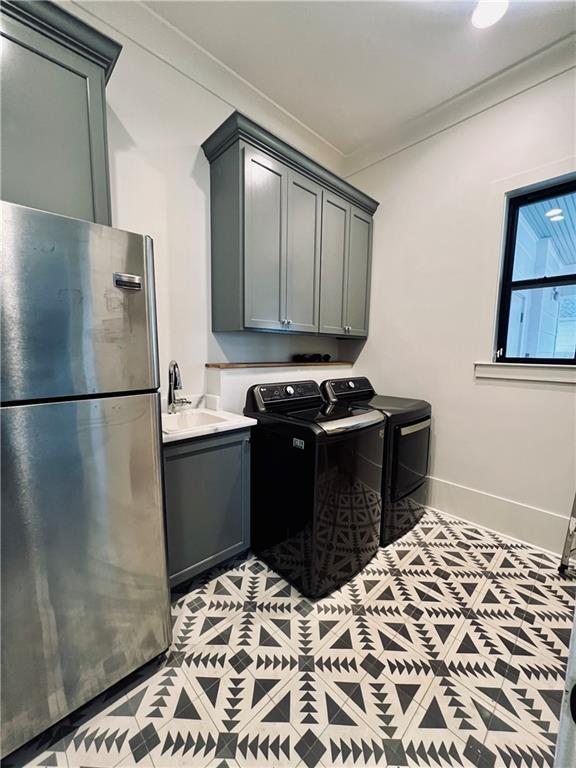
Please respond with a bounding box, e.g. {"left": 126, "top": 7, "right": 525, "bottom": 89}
{"left": 0, "top": 1, "right": 121, "bottom": 224}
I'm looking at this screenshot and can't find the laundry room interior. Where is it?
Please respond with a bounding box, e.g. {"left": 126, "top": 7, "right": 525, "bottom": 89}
{"left": 1, "top": 1, "right": 575, "bottom": 767}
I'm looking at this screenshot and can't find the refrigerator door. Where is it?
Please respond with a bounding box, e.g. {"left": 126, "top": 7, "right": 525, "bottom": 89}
{"left": 0, "top": 202, "right": 159, "bottom": 403}
{"left": 0, "top": 393, "right": 171, "bottom": 757}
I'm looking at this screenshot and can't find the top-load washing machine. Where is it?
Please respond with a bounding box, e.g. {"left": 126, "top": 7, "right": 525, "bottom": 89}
{"left": 244, "top": 380, "right": 385, "bottom": 598}
{"left": 322, "top": 377, "right": 431, "bottom": 546}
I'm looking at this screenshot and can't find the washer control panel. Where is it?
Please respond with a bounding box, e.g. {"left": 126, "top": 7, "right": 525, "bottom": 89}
{"left": 255, "top": 380, "right": 321, "bottom": 410}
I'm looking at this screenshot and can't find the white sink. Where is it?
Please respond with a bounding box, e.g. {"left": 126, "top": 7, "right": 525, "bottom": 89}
{"left": 161, "top": 407, "right": 256, "bottom": 443}
{"left": 163, "top": 410, "right": 227, "bottom": 431}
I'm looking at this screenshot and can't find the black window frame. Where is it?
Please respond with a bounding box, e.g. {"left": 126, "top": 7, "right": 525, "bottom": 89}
{"left": 496, "top": 178, "right": 576, "bottom": 365}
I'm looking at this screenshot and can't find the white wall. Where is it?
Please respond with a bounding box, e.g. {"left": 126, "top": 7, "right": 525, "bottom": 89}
{"left": 347, "top": 71, "right": 576, "bottom": 552}
{"left": 63, "top": 2, "right": 575, "bottom": 552}
{"left": 65, "top": 1, "right": 340, "bottom": 397}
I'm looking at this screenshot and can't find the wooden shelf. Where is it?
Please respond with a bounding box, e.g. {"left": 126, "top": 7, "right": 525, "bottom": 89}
{"left": 205, "top": 361, "right": 353, "bottom": 369}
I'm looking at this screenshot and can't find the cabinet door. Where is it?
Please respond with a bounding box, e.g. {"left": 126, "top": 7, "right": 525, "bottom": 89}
{"left": 286, "top": 170, "right": 322, "bottom": 333}
{"left": 0, "top": 15, "right": 111, "bottom": 224}
{"left": 346, "top": 206, "right": 373, "bottom": 337}
{"left": 164, "top": 431, "right": 251, "bottom": 586}
{"left": 243, "top": 148, "right": 287, "bottom": 330}
{"left": 319, "top": 192, "right": 349, "bottom": 335}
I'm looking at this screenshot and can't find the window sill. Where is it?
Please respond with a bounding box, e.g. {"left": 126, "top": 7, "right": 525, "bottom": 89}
{"left": 474, "top": 362, "right": 576, "bottom": 385}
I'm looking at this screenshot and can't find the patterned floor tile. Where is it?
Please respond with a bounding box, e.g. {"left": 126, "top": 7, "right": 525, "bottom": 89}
{"left": 480, "top": 705, "right": 557, "bottom": 767}
{"left": 324, "top": 666, "right": 433, "bottom": 743}
{"left": 493, "top": 678, "right": 564, "bottom": 745}
{"left": 445, "top": 616, "right": 528, "bottom": 667}
{"left": 506, "top": 655, "right": 569, "bottom": 689}
{"left": 30, "top": 709, "right": 146, "bottom": 767}
{"left": 178, "top": 608, "right": 297, "bottom": 680}
{"left": 143, "top": 721, "right": 239, "bottom": 766}
{"left": 409, "top": 675, "right": 499, "bottom": 741}
{"left": 6, "top": 509, "right": 575, "bottom": 768}
{"left": 398, "top": 724, "right": 474, "bottom": 767}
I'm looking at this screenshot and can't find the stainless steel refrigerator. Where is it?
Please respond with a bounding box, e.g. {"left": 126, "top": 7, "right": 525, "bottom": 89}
{"left": 0, "top": 202, "right": 171, "bottom": 758}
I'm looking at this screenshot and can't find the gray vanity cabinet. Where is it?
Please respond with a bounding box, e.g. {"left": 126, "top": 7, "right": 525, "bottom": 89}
{"left": 203, "top": 112, "right": 378, "bottom": 337}
{"left": 0, "top": 2, "right": 121, "bottom": 224}
{"left": 163, "top": 430, "right": 251, "bottom": 586}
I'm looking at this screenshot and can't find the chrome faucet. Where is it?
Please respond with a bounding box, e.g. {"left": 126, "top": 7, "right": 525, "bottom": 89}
{"left": 168, "top": 360, "right": 192, "bottom": 414}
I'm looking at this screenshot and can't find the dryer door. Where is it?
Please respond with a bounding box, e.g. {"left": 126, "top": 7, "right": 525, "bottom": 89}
{"left": 392, "top": 417, "right": 431, "bottom": 501}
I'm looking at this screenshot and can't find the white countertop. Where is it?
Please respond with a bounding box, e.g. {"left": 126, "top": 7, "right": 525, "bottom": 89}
{"left": 162, "top": 407, "right": 256, "bottom": 444}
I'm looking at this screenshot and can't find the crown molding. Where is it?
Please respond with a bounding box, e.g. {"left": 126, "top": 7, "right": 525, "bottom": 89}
{"left": 57, "top": 2, "right": 574, "bottom": 186}
{"left": 202, "top": 111, "right": 379, "bottom": 215}
{"left": 62, "top": 0, "right": 344, "bottom": 173}
{"left": 343, "top": 34, "right": 576, "bottom": 179}
{"left": 2, "top": 0, "right": 121, "bottom": 80}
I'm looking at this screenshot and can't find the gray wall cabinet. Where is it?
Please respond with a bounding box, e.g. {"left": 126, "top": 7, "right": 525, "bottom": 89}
{"left": 244, "top": 152, "right": 322, "bottom": 333}
{"left": 244, "top": 148, "right": 287, "bottom": 331}
{"left": 319, "top": 197, "right": 372, "bottom": 337}
{"left": 286, "top": 170, "right": 322, "bottom": 333}
{"left": 203, "top": 112, "right": 379, "bottom": 337}
{"left": 319, "top": 192, "right": 349, "bottom": 335}
{"left": 0, "top": 1, "right": 121, "bottom": 225}
{"left": 163, "top": 429, "right": 251, "bottom": 587}
{"left": 346, "top": 206, "right": 373, "bottom": 337}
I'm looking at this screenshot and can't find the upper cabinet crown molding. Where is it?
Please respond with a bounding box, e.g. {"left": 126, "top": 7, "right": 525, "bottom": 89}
{"left": 1, "top": 0, "right": 122, "bottom": 80}
{"left": 202, "top": 111, "right": 379, "bottom": 216}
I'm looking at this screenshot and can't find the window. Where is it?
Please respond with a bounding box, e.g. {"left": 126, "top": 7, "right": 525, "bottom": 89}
{"left": 497, "top": 179, "right": 576, "bottom": 363}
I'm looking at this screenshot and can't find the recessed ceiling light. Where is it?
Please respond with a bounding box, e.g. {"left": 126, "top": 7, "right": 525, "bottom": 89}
{"left": 549, "top": 215, "right": 565, "bottom": 222}
{"left": 545, "top": 208, "right": 563, "bottom": 218}
{"left": 471, "top": 1, "right": 509, "bottom": 29}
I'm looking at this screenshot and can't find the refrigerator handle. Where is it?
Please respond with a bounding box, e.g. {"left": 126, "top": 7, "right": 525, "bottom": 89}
{"left": 113, "top": 272, "right": 142, "bottom": 290}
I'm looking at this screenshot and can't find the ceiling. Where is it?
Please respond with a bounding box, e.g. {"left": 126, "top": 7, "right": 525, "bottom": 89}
{"left": 522, "top": 191, "right": 576, "bottom": 267}
{"left": 145, "top": 1, "right": 575, "bottom": 157}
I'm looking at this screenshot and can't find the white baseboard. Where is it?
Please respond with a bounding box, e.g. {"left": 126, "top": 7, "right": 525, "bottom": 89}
{"left": 427, "top": 476, "right": 570, "bottom": 556}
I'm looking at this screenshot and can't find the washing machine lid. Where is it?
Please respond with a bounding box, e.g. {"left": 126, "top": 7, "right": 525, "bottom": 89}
{"left": 285, "top": 403, "right": 384, "bottom": 435}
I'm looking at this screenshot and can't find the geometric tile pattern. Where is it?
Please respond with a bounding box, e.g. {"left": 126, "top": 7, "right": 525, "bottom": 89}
{"left": 5, "top": 509, "right": 574, "bottom": 768}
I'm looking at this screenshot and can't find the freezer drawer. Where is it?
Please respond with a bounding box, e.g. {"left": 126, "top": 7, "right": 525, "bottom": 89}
{"left": 0, "top": 393, "right": 170, "bottom": 757}
{"left": 0, "top": 202, "right": 159, "bottom": 402}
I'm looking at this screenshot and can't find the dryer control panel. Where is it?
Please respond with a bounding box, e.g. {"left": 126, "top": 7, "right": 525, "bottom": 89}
{"left": 323, "top": 377, "right": 373, "bottom": 402}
